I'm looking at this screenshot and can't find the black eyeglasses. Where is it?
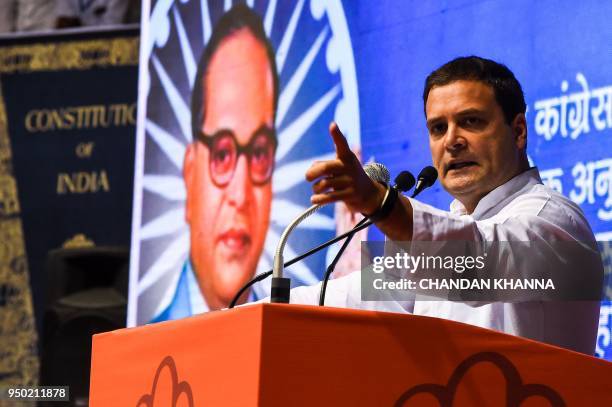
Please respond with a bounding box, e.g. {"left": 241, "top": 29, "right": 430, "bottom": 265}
{"left": 195, "top": 126, "right": 277, "bottom": 187}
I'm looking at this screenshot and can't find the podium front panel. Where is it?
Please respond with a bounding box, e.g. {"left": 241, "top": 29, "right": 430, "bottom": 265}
{"left": 90, "top": 304, "right": 612, "bottom": 406}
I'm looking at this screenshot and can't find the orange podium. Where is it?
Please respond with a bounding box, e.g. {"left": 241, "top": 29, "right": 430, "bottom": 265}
{"left": 90, "top": 303, "right": 611, "bottom": 406}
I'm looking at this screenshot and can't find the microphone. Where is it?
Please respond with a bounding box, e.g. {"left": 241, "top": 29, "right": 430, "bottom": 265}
{"left": 270, "top": 162, "right": 390, "bottom": 304}
{"left": 394, "top": 171, "right": 415, "bottom": 192}
{"left": 319, "top": 169, "right": 415, "bottom": 305}
{"left": 411, "top": 166, "right": 438, "bottom": 198}
{"left": 229, "top": 209, "right": 374, "bottom": 309}
{"left": 363, "top": 162, "right": 390, "bottom": 185}
{"left": 231, "top": 166, "right": 438, "bottom": 307}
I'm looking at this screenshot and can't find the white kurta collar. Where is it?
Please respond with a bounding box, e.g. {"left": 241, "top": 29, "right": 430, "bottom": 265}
{"left": 449, "top": 167, "right": 542, "bottom": 219}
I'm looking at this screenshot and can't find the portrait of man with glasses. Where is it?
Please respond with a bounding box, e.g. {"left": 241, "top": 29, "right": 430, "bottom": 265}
{"left": 151, "top": 4, "right": 279, "bottom": 320}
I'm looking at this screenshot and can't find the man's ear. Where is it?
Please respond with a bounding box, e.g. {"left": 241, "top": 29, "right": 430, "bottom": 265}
{"left": 512, "top": 113, "right": 528, "bottom": 150}
{"left": 183, "top": 143, "right": 195, "bottom": 223}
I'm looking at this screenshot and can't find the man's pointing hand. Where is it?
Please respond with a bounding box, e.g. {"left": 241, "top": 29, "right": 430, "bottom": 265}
{"left": 305, "top": 122, "right": 386, "bottom": 215}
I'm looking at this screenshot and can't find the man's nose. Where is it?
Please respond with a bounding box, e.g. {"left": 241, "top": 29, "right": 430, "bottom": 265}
{"left": 226, "top": 154, "right": 251, "bottom": 209}
{"left": 443, "top": 123, "right": 466, "bottom": 151}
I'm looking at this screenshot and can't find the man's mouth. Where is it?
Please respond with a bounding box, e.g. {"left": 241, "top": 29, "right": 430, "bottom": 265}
{"left": 446, "top": 161, "right": 478, "bottom": 173}
{"left": 218, "top": 229, "right": 251, "bottom": 251}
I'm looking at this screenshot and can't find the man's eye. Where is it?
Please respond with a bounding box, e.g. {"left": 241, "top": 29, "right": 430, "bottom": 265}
{"left": 430, "top": 123, "right": 447, "bottom": 135}
{"left": 213, "top": 148, "right": 231, "bottom": 163}
{"left": 463, "top": 117, "right": 483, "bottom": 127}
{"left": 252, "top": 146, "right": 267, "bottom": 161}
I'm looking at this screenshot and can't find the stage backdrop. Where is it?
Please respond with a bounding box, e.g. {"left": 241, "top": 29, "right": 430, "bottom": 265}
{"left": 129, "top": 0, "right": 611, "bottom": 360}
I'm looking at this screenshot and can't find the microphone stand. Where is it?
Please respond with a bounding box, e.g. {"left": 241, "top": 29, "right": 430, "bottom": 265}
{"left": 229, "top": 168, "right": 435, "bottom": 308}
{"left": 318, "top": 172, "right": 417, "bottom": 305}
{"left": 318, "top": 217, "right": 368, "bottom": 306}
{"left": 228, "top": 218, "right": 374, "bottom": 308}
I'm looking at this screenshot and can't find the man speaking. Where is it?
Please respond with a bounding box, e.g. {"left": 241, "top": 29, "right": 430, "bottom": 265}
{"left": 289, "top": 56, "right": 603, "bottom": 355}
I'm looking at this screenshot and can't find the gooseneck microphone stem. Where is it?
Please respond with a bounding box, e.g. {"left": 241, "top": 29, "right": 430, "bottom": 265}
{"left": 271, "top": 203, "right": 323, "bottom": 303}
{"left": 317, "top": 165, "right": 394, "bottom": 305}
{"left": 318, "top": 217, "right": 369, "bottom": 306}
{"left": 229, "top": 217, "right": 375, "bottom": 308}
{"left": 319, "top": 171, "right": 416, "bottom": 306}
{"left": 270, "top": 163, "right": 391, "bottom": 304}
{"left": 229, "top": 167, "right": 436, "bottom": 309}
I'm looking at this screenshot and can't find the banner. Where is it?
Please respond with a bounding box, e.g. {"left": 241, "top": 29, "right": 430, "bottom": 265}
{"left": 130, "top": 0, "right": 611, "bottom": 360}
{"left": 0, "top": 28, "right": 139, "bottom": 342}
{"left": 130, "top": 0, "right": 362, "bottom": 324}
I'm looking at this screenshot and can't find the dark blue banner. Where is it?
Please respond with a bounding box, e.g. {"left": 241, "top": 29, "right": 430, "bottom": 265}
{"left": 0, "top": 28, "right": 139, "bottom": 336}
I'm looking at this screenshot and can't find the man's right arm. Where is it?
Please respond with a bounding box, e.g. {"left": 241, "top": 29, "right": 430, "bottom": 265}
{"left": 373, "top": 194, "right": 414, "bottom": 241}
{"left": 306, "top": 123, "right": 415, "bottom": 241}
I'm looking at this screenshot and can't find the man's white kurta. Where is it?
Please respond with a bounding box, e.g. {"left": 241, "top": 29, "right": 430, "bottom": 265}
{"left": 287, "top": 168, "right": 602, "bottom": 355}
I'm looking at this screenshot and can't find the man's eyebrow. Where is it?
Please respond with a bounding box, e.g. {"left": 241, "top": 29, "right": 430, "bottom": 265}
{"left": 203, "top": 125, "right": 272, "bottom": 138}
{"left": 253, "top": 123, "right": 275, "bottom": 136}
{"left": 426, "top": 116, "right": 444, "bottom": 127}
{"left": 455, "top": 108, "right": 487, "bottom": 117}
{"left": 426, "top": 108, "right": 488, "bottom": 127}
{"left": 208, "top": 128, "right": 235, "bottom": 137}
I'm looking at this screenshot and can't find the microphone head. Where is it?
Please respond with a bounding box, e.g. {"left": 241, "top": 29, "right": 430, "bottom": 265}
{"left": 417, "top": 166, "right": 438, "bottom": 187}
{"left": 363, "top": 162, "right": 390, "bottom": 184}
{"left": 394, "top": 171, "right": 415, "bottom": 192}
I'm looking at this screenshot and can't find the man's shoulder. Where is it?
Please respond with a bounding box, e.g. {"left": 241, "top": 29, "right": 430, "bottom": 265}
{"left": 504, "top": 182, "right": 594, "bottom": 240}
{"left": 525, "top": 183, "right": 587, "bottom": 221}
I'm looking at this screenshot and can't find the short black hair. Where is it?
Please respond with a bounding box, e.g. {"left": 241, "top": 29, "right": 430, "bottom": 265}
{"left": 191, "top": 4, "right": 279, "bottom": 140}
{"left": 423, "top": 56, "right": 526, "bottom": 125}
